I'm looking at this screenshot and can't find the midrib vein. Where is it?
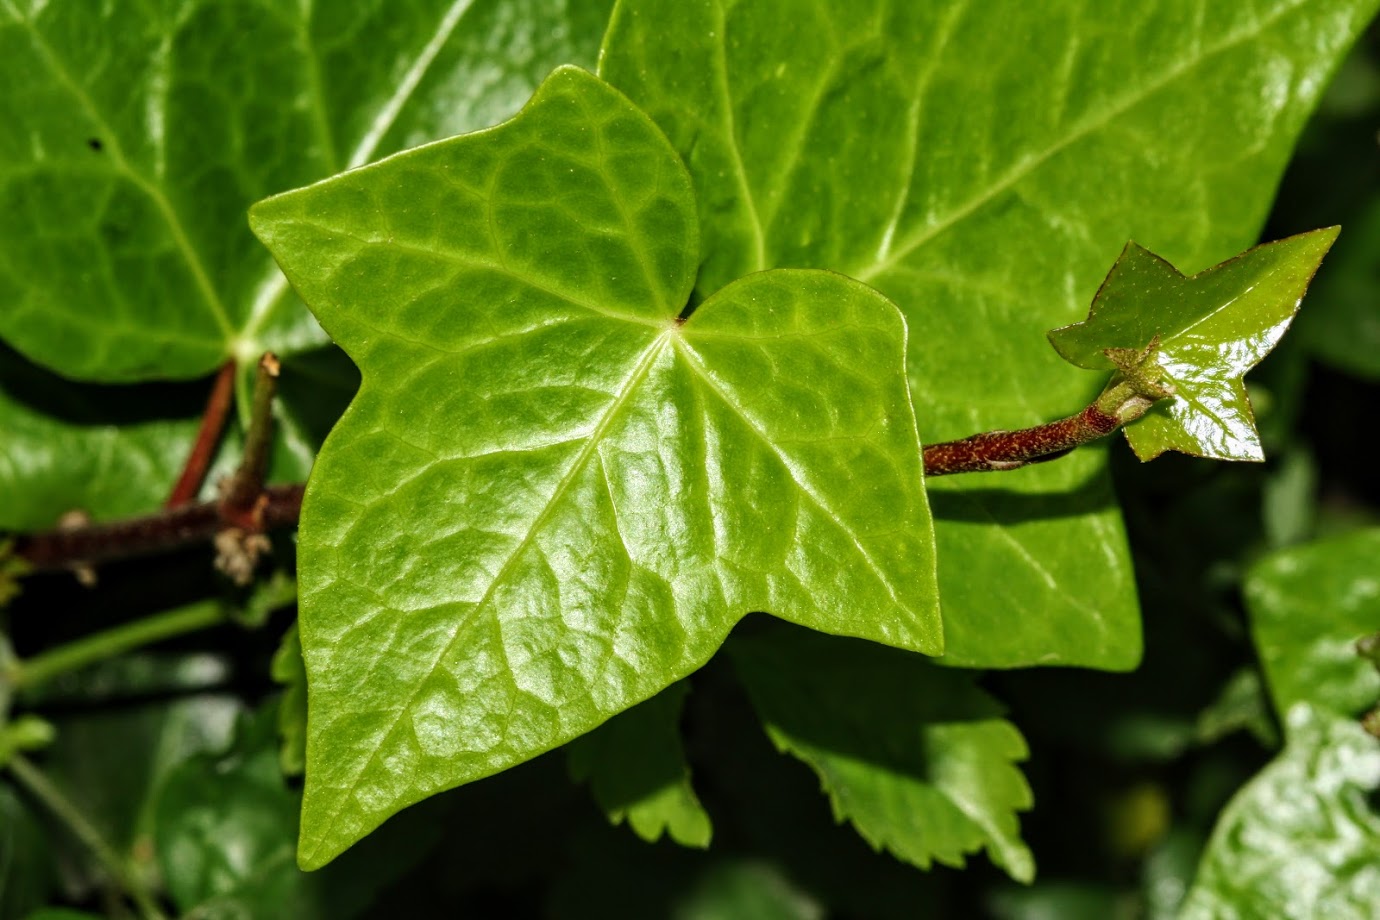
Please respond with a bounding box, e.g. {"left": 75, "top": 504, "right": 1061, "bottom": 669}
{"left": 309, "top": 329, "right": 673, "bottom": 860}
{"left": 855, "top": 0, "right": 1309, "bottom": 283}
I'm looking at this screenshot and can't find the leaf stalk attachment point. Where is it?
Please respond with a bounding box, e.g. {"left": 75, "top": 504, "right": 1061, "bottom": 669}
{"left": 923, "top": 338, "right": 1175, "bottom": 476}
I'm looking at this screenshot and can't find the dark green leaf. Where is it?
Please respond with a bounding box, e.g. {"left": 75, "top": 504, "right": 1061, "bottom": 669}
{"left": 269, "top": 621, "right": 307, "bottom": 777}
{"left": 600, "top": 0, "right": 1377, "bottom": 668}
{"left": 0, "top": 347, "right": 202, "bottom": 531}
{"left": 568, "top": 681, "right": 711, "bottom": 848}
{"left": 155, "top": 707, "right": 311, "bottom": 919}
{"left": 730, "top": 629, "right": 1033, "bottom": 882}
{"left": 1298, "top": 197, "right": 1380, "bottom": 379}
{"left": 1179, "top": 703, "right": 1380, "bottom": 919}
{"left": 1048, "top": 229, "right": 1338, "bottom": 461}
{"left": 252, "top": 65, "right": 938, "bottom": 868}
{"left": 0, "top": 0, "right": 613, "bottom": 382}
{"left": 1245, "top": 528, "right": 1380, "bottom": 718}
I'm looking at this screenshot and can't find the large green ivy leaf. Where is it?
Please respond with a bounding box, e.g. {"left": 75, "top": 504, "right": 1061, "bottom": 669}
{"left": 0, "top": 0, "right": 612, "bottom": 383}
{"left": 1179, "top": 703, "right": 1380, "bottom": 920}
{"left": 730, "top": 629, "right": 1033, "bottom": 883}
{"left": 568, "top": 681, "right": 712, "bottom": 849}
{"left": 599, "top": 0, "right": 1378, "bottom": 668}
{"left": 1244, "top": 528, "right": 1380, "bottom": 718}
{"left": 1048, "top": 229, "right": 1338, "bottom": 461}
{"left": 251, "top": 66, "right": 938, "bottom": 868}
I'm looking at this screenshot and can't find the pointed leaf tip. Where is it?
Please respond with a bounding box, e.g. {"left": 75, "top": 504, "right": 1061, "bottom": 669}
{"left": 1048, "top": 228, "right": 1339, "bottom": 462}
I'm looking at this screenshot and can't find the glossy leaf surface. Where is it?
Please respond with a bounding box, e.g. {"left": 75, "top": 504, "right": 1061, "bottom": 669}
{"left": 1048, "top": 229, "right": 1338, "bottom": 461}
{"left": 1244, "top": 528, "right": 1380, "bottom": 718}
{"left": 252, "top": 66, "right": 938, "bottom": 868}
{"left": 600, "top": 0, "right": 1377, "bottom": 668}
{"left": 568, "top": 681, "right": 711, "bottom": 848}
{"left": 731, "top": 630, "right": 1033, "bottom": 882}
{"left": 0, "top": 0, "right": 612, "bottom": 382}
{"left": 1179, "top": 703, "right": 1380, "bottom": 919}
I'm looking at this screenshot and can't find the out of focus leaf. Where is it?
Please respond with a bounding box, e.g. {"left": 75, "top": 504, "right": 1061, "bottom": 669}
{"left": 568, "top": 682, "right": 712, "bottom": 849}
{"left": 1245, "top": 528, "right": 1380, "bottom": 718}
{"left": 730, "top": 630, "right": 1033, "bottom": 882}
{"left": 1179, "top": 703, "right": 1380, "bottom": 919}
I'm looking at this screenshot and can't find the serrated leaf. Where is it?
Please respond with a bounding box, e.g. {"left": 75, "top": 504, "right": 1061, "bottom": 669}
{"left": 568, "top": 681, "right": 712, "bottom": 849}
{"left": 0, "top": 0, "right": 612, "bottom": 382}
{"left": 1179, "top": 703, "right": 1380, "bottom": 920}
{"left": 1244, "top": 528, "right": 1380, "bottom": 721}
{"left": 730, "top": 629, "right": 1033, "bottom": 883}
{"left": 1048, "top": 229, "right": 1339, "bottom": 461}
{"left": 599, "top": 0, "right": 1377, "bottom": 668}
{"left": 251, "top": 66, "right": 939, "bottom": 868}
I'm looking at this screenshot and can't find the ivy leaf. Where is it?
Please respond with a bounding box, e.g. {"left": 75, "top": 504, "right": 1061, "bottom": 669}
{"left": 0, "top": 0, "right": 612, "bottom": 382}
{"left": 730, "top": 629, "right": 1034, "bottom": 883}
{"left": 1047, "top": 229, "right": 1339, "bottom": 461}
{"left": 1179, "top": 703, "right": 1380, "bottom": 920}
{"left": 1244, "top": 529, "right": 1380, "bottom": 719}
{"left": 599, "top": 0, "right": 1377, "bottom": 668}
{"left": 568, "top": 681, "right": 712, "bottom": 849}
{"left": 250, "top": 66, "right": 938, "bottom": 868}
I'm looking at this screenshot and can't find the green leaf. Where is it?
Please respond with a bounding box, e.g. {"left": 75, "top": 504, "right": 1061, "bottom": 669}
{"left": 599, "top": 0, "right": 1377, "bottom": 668}
{"left": 1179, "top": 703, "right": 1380, "bottom": 920}
{"left": 730, "top": 629, "right": 1034, "bottom": 883}
{"left": 270, "top": 621, "right": 308, "bottom": 777}
{"left": 1244, "top": 528, "right": 1380, "bottom": 719}
{"left": 1298, "top": 196, "right": 1380, "bottom": 379}
{"left": 1048, "top": 228, "right": 1339, "bottom": 461}
{"left": 153, "top": 702, "right": 437, "bottom": 920}
{"left": 0, "top": 345, "right": 202, "bottom": 531}
{"left": 251, "top": 65, "right": 938, "bottom": 868}
{"left": 155, "top": 707, "right": 312, "bottom": 920}
{"left": 568, "top": 681, "right": 712, "bottom": 848}
{"left": 0, "top": 0, "right": 612, "bottom": 382}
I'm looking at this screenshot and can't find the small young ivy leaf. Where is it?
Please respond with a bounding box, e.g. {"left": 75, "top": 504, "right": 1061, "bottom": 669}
{"left": 730, "top": 629, "right": 1034, "bottom": 883}
{"left": 567, "top": 681, "right": 711, "bottom": 849}
{"left": 1047, "top": 228, "right": 1339, "bottom": 461}
{"left": 250, "top": 66, "right": 939, "bottom": 869}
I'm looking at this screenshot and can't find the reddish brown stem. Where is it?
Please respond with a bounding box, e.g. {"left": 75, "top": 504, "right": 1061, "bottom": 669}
{"left": 923, "top": 404, "right": 1120, "bottom": 476}
{"left": 166, "top": 360, "right": 236, "bottom": 507}
{"left": 13, "top": 484, "right": 304, "bottom": 573}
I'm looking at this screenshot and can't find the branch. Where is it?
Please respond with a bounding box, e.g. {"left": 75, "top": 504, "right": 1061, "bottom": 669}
{"left": 165, "top": 360, "right": 236, "bottom": 507}
{"left": 11, "top": 484, "right": 304, "bottom": 572}
{"left": 924, "top": 346, "right": 1175, "bottom": 476}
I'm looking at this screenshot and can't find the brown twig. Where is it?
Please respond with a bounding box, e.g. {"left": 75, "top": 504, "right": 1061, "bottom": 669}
{"left": 12, "top": 484, "right": 304, "bottom": 572}
{"left": 923, "top": 403, "right": 1118, "bottom": 475}
{"left": 13, "top": 353, "right": 299, "bottom": 579}
{"left": 923, "top": 342, "right": 1176, "bottom": 477}
{"left": 166, "top": 360, "right": 236, "bottom": 507}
